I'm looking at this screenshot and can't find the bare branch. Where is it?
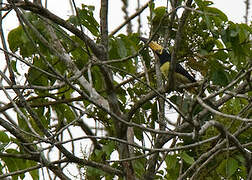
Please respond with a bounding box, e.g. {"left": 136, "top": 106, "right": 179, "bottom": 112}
{"left": 109, "top": 0, "right": 150, "bottom": 36}
{"left": 197, "top": 96, "right": 252, "bottom": 122}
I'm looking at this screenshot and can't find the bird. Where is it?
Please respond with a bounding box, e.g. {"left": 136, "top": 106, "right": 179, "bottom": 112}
{"left": 140, "top": 37, "right": 219, "bottom": 112}
{"left": 140, "top": 37, "right": 197, "bottom": 93}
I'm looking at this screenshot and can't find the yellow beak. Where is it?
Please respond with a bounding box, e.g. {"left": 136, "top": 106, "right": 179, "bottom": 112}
{"left": 139, "top": 37, "right": 163, "bottom": 54}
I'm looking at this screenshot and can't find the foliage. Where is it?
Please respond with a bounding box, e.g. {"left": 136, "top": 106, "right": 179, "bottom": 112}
{"left": 0, "top": 0, "right": 251, "bottom": 179}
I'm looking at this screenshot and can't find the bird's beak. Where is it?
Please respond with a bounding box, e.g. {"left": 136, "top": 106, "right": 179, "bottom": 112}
{"left": 139, "top": 37, "right": 163, "bottom": 54}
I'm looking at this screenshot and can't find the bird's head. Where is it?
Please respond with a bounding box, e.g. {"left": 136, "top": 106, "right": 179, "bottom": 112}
{"left": 139, "top": 37, "right": 164, "bottom": 55}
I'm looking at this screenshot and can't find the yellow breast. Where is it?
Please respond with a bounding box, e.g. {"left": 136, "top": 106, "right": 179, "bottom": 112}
{"left": 160, "top": 62, "right": 170, "bottom": 79}
{"left": 160, "top": 62, "right": 192, "bottom": 84}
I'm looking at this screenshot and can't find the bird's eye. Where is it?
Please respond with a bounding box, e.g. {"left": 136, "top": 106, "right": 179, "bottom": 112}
{"left": 156, "top": 49, "right": 163, "bottom": 54}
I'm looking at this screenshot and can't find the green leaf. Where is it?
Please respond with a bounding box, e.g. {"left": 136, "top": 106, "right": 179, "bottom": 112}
{"left": 234, "top": 154, "right": 245, "bottom": 164}
{"left": 116, "top": 39, "right": 127, "bottom": 58}
{"left": 165, "top": 154, "right": 179, "bottom": 179}
{"left": 215, "top": 39, "right": 224, "bottom": 49}
{"left": 68, "top": 5, "right": 99, "bottom": 37}
{"left": 94, "top": 149, "right": 104, "bottom": 161}
{"left": 151, "top": 101, "right": 158, "bottom": 124}
{"left": 204, "top": 13, "right": 212, "bottom": 30}
{"left": 117, "top": 86, "right": 127, "bottom": 104}
{"left": 238, "top": 23, "right": 251, "bottom": 43}
{"left": 108, "top": 34, "right": 137, "bottom": 76}
{"left": 103, "top": 141, "right": 115, "bottom": 158}
{"left": 7, "top": 25, "right": 37, "bottom": 57}
{"left": 28, "top": 67, "right": 49, "bottom": 86}
{"left": 64, "top": 106, "right": 76, "bottom": 123}
{"left": 210, "top": 68, "right": 229, "bottom": 86}
{"left": 133, "top": 158, "right": 146, "bottom": 178}
{"left": 11, "top": 60, "right": 20, "bottom": 75}
{"left": 28, "top": 160, "right": 39, "bottom": 180}
{"left": 181, "top": 151, "right": 194, "bottom": 165}
{"left": 27, "top": 57, "right": 49, "bottom": 87}
{"left": 209, "top": 59, "right": 230, "bottom": 86}
{"left": 217, "top": 158, "right": 238, "bottom": 178}
{"left": 133, "top": 127, "right": 143, "bottom": 141}
{"left": 140, "top": 48, "right": 152, "bottom": 69}
{"left": 142, "top": 101, "right": 152, "bottom": 110}
{"left": 70, "top": 36, "right": 89, "bottom": 70}
{"left": 151, "top": 6, "right": 170, "bottom": 36}
{"left": 0, "top": 143, "right": 8, "bottom": 152}
{"left": 1, "top": 149, "right": 27, "bottom": 180}
{"left": 17, "top": 109, "right": 31, "bottom": 133}
{"left": 205, "top": 7, "right": 228, "bottom": 22}
{"left": 166, "top": 154, "right": 178, "bottom": 170}
{"left": 33, "top": 104, "right": 50, "bottom": 130}
{"left": 0, "top": 131, "right": 10, "bottom": 143}
{"left": 195, "top": 0, "right": 204, "bottom": 8}
{"left": 88, "top": 66, "right": 103, "bottom": 91}
{"left": 195, "top": 0, "right": 213, "bottom": 8}
{"left": 213, "top": 50, "right": 228, "bottom": 62}
{"left": 230, "top": 30, "right": 238, "bottom": 37}
{"left": 86, "top": 166, "right": 106, "bottom": 178}
{"left": 152, "top": 6, "right": 166, "bottom": 23}
{"left": 201, "top": 37, "right": 216, "bottom": 52}
{"left": 54, "top": 104, "right": 75, "bottom": 124}
{"left": 7, "top": 26, "right": 24, "bottom": 53}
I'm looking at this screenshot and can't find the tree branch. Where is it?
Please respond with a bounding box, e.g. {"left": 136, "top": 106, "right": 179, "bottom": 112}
{"left": 4, "top": 1, "right": 104, "bottom": 58}
{"left": 168, "top": 0, "right": 193, "bottom": 89}
{"left": 109, "top": 0, "right": 150, "bottom": 36}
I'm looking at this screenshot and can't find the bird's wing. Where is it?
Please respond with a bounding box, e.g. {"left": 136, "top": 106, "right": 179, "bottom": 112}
{"left": 175, "top": 63, "right": 196, "bottom": 83}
